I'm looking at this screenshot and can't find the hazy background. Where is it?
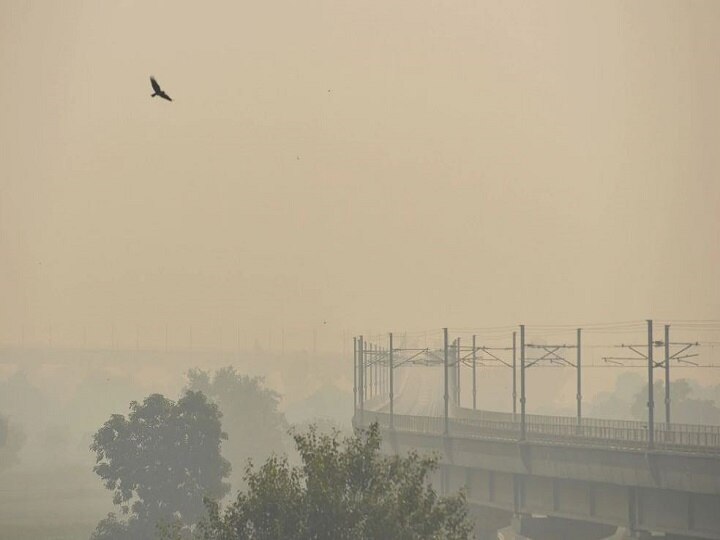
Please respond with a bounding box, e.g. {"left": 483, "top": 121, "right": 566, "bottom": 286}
{"left": 1, "top": 1, "right": 720, "bottom": 538}
{"left": 2, "top": 1, "right": 719, "bottom": 350}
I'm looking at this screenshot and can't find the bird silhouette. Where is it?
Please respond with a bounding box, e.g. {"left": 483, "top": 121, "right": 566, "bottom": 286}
{"left": 150, "top": 76, "right": 172, "bottom": 101}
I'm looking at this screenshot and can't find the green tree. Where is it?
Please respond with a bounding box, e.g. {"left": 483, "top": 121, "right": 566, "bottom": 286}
{"left": 198, "top": 423, "right": 472, "bottom": 540}
{"left": 631, "top": 378, "right": 720, "bottom": 425}
{"left": 90, "top": 391, "right": 231, "bottom": 540}
{"left": 186, "top": 367, "right": 287, "bottom": 485}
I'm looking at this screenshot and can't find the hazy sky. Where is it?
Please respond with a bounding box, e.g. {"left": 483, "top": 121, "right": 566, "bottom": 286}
{"left": 1, "top": 1, "right": 719, "bottom": 351}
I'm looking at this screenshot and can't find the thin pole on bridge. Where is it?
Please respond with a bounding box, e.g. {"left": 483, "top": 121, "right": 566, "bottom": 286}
{"left": 380, "top": 345, "right": 384, "bottom": 397}
{"left": 377, "top": 345, "right": 381, "bottom": 397}
{"left": 377, "top": 344, "right": 381, "bottom": 397}
{"left": 376, "top": 344, "right": 379, "bottom": 398}
{"left": 389, "top": 332, "right": 394, "bottom": 430}
{"left": 383, "top": 345, "right": 387, "bottom": 396}
{"left": 520, "top": 324, "right": 526, "bottom": 441}
{"left": 512, "top": 331, "right": 517, "bottom": 421}
{"left": 358, "top": 336, "right": 365, "bottom": 426}
{"left": 647, "top": 319, "right": 654, "bottom": 450}
{"left": 380, "top": 345, "right": 383, "bottom": 397}
{"left": 363, "top": 341, "right": 367, "bottom": 401}
{"left": 444, "top": 328, "right": 449, "bottom": 436}
{"left": 378, "top": 345, "right": 382, "bottom": 397}
{"left": 367, "top": 343, "right": 372, "bottom": 400}
{"left": 456, "top": 337, "right": 461, "bottom": 406}
{"left": 665, "top": 324, "right": 671, "bottom": 427}
{"left": 577, "top": 328, "right": 582, "bottom": 430}
{"left": 472, "top": 334, "right": 477, "bottom": 410}
{"left": 370, "top": 344, "right": 377, "bottom": 399}
{"left": 353, "top": 337, "right": 357, "bottom": 417}
{"left": 380, "top": 347, "right": 387, "bottom": 396}
{"left": 370, "top": 342, "right": 373, "bottom": 400}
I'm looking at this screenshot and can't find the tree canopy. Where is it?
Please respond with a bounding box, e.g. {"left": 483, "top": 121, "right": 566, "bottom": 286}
{"left": 90, "top": 391, "right": 231, "bottom": 540}
{"left": 631, "top": 378, "right": 720, "bottom": 425}
{"left": 185, "top": 367, "right": 287, "bottom": 486}
{"left": 198, "top": 423, "right": 473, "bottom": 540}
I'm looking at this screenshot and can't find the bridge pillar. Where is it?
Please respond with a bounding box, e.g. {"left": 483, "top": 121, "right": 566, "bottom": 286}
{"left": 497, "top": 515, "right": 617, "bottom": 540}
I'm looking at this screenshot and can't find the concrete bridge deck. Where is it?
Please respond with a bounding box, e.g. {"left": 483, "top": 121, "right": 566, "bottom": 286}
{"left": 354, "top": 329, "right": 720, "bottom": 538}
{"left": 355, "top": 408, "right": 720, "bottom": 539}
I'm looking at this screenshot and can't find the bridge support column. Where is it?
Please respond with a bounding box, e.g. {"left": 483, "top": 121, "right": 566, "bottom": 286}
{"left": 498, "top": 515, "right": 617, "bottom": 540}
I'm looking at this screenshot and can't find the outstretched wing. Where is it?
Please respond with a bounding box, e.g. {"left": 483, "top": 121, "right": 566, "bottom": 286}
{"left": 150, "top": 76, "right": 162, "bottom": 93}
{"left": 158, "top": 91, "right": 172, "bottom": 102}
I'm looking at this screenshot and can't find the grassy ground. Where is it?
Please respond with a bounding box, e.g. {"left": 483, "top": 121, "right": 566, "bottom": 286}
{"left": 0, "top": 464, "right": 114, "bottom": 540}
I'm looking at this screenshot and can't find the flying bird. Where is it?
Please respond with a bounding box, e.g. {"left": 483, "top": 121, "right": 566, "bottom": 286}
{"left": 150, "top": 76, "right": 172, "bottom": 101}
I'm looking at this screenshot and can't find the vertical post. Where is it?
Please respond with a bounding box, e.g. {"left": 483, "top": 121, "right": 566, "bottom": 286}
{"left": 359, "top": 336, "right": 365, "bottom": 425}
{"left": 373, "top": 345, "right": 380, "bottom": 397}
{"left": 384, "top": 346, "right": 387, "bottom": 396}
{"left": 378, "top": 345, "right": 381, "bottom": 397}
{"left": 375, "top": 345, "right": 379, "bottom": 397}
{"left": 378, "top": 346, "right": 382, "bottom": 396}
{"left": 376, "top": 345, "right": 380, "bottom": 397}
{"left": 456, "top": 337, "right": 461, "bottom": 407}
{"left": 444, "top": 328, "right": 449, "bottom": 436}
{"left": 385, "top": 347, "right": 388, "bottom": 396}
{"left": 371, "top": 344, "right": 375, "bottom": 398}
{"left": 512, "top": 331, "right": 517, "bottom": 420}
{"left": 370, "top": 344, "right": 374, "bottom": 398}
{"left": 520, "top": 325, "right": 526, "bottom": 441}
{"left": 381, "top": 347, "right": 386, "bottom": 396}
{"left": 472, "top": 334, "right": 477, "bottom": 410}
{"left": 389, "top": 333, "right": 394, "bottom": 429}
{"left": 577, "top": 328, "right": 582, "bottom": 428}
{"left": 665, "top": 324, "right": 671, "bottom": 426}
{"left": 353, "top": 337, "right": 357, "bottom": 414}
{"left": 647, "top": 319, "right": 654, "bottom": 449}
{"left": 365, "top": 343, "right": 369, "bottom": 400}
{"left": 376, "top": 345, "right": 380, "bottom": 398}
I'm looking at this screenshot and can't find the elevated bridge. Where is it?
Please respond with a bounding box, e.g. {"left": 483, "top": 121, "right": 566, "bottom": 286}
{"left": 352, "top": 327, "right": 720, "bottom": 539}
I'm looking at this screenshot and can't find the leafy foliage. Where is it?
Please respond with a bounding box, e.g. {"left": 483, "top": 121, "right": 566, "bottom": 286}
{"left": 90, "top": 513, "right": 133, "bottom": 540}
{"left": 186, "top": 367, "right": 287, "bottom": 485}
{"left": 631, "top": 378, "right": 720, "bottom": 425}
{"left": 199, "top": 423, "right": 473, "bottom": 540}
{"left": 90, "top": 391, "right": 231, "bottom": 539}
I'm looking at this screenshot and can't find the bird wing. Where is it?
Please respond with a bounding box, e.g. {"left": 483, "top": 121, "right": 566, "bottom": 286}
{"left": 150, "top": 76, "right": 162, "bottom": 93}
{"left": 158, "top": 91, "right": 172, "bottom": 102}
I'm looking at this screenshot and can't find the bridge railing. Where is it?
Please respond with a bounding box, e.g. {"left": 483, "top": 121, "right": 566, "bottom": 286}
{"left": 451, "top": 406, "right": 720, "bottom": 449}
{"left": 453, "top": 407, "right": 720, "bottom": 432}
{"left": 357, "top": 409, "right": 720, "bottom": 452}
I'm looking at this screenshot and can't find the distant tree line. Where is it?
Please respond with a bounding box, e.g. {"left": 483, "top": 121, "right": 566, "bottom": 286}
{"left": 586, "top": 373, "right": 720, "bottom": 425}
